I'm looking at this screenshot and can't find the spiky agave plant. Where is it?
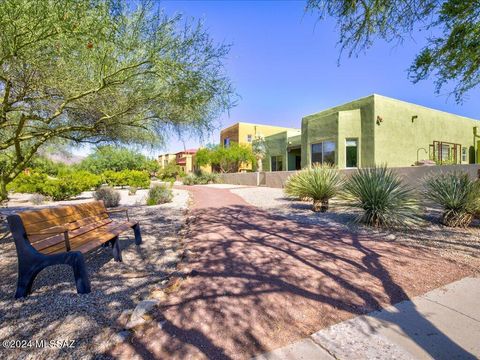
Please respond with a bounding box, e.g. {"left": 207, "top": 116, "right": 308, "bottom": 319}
{"left": 343, "top": 166, "right": 420, "bottom": 227}
{"left": 284, "top": 164, "right": 342, "bottom": 212}
{"left": 423, "top": 172, "right": 480, "bottom": 227}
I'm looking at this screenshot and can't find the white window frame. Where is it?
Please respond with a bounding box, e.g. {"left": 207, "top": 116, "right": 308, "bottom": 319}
{"left": 345, "top": 138, "right": 359, "bottom": 168}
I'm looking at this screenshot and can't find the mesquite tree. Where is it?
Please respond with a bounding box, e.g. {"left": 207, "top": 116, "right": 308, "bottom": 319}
{"left": 0, "top": 0, "right": 234, "bottom": 200}
{"left": 307, "top": 0, "right": 480, "bottom": 103}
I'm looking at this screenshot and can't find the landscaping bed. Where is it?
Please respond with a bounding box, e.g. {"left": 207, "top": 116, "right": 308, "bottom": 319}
{"left": 0, "top": 189, "right": 189, "bottom": 360}
{"left": 230, "top": 186, "right": 480, "bottom": 266}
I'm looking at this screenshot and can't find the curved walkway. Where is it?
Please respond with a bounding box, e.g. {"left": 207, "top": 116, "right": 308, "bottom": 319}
{"left": 112, "top": 185, "right": 476, "bottom": 360}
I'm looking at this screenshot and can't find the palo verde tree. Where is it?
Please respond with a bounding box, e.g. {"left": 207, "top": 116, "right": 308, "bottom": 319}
{"left": 196, "top": 143, "right": 256, "bottom": 173}
{"left": 306, "top": 0, "right": 480, "bottom": 103}
{"left": 0, "top": 0, "right": 234, "bottom": 200}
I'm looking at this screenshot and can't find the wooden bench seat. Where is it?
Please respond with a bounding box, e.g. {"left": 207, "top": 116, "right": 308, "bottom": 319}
{"left": 7, "top": 201, "right": 142, "bottom": 298}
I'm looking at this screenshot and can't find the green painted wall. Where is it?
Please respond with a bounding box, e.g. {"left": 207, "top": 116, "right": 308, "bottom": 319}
{"left": 300, "top": 94, "right": 479, "bottom": 169}
{"left": 302, "top": 95, "right": 375, "bottom": 168}
{"left": 263, "top": 130, "right": 301, "bottom": 171}
{"left": 373, "top": 95, "right": 478, "bottom": 167}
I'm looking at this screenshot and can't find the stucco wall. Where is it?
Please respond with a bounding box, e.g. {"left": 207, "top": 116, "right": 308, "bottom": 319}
{"left": 219, "top": 172, "right": 258, "bottom": 186}
{"left": 220, "top": 164, "right": 480, "bottom": 189}
{"left": 373, "top": 95, "right": 479, "bottom": 167}
{"left": 301, "top": 95, "right": 376, "bottom": 168}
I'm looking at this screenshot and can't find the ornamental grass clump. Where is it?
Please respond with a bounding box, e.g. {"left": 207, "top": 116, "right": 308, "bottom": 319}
{"left": 423, "top": 172, "right": 480, "bottom": 227}
{"left": 284, "top": 164, "right": 342, "bottom": 212}
{"left": 146, "top": 184, "right": 173, "bottom": 205}
{"left": 343, "top": 166, "right": 419, "bottom": 228}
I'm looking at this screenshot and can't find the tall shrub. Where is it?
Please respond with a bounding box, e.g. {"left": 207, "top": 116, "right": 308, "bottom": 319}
{"left": 343, "top": 166, "right": 420, "bottom": 227}
{"left": 284, "top": 164, "right": 342, "bottom": 212}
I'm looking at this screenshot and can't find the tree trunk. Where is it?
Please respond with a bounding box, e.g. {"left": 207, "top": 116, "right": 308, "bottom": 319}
{"left": 312, "top": 199, "right": 329, "bottom": 212}
{"left": 0, "top": 176, "right": 8, "bottom": 202}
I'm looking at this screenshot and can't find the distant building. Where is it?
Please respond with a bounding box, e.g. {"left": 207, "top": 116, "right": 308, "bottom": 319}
{"left": 158, "top": 149, "right": 210, "bottom": 174}
{"left": 220, "top": 122, "right": 299, "bottom": 171}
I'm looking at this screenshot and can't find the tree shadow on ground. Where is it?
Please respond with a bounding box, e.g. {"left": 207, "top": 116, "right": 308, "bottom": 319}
{"left": 119, "top": 204, "right": 476, "bottom": 360}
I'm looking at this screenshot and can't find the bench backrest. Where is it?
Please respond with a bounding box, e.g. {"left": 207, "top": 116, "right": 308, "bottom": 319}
{"left": 18, "top": 201, "right": 110, "bottom": 250}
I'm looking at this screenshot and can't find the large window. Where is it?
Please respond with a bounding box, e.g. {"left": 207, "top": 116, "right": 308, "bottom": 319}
{"left": 223, "top": 137, "right": 230, "bottom": 147}
{"left": 346, "top": 139, "right": 358, "bottom": 168}
{"left": 462, "top": 147, "right": 467, "bottom": 162}
{"left": 311, "top": 141, "right": 336, "bottom": 165}
{"left": 271, "top": 156, "right": 283, "bottom": 171}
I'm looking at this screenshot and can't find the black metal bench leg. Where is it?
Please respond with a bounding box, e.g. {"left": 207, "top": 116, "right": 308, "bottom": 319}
{"left": 111, "top": 237, "right": 122, "bottom": 262}
{"left": 64, "top": 252, "right": 91, "bottom": 294}
{"left": 133, "top": 223, "right": 142, "bottom": 245}
{"left": 15, "top": 251, "right": 91, "bottom": 298}
{"left": 16, "top": 267, "right": 41, "bottom": 298}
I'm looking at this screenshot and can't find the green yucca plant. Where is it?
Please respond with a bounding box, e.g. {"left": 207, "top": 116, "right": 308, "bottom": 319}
{"left": 343, "top": 166, "right": 420, "bottom": 228}
{"left": 423, "top": 172, "right": 480, "bottom": 227}
{"left": 284, "top": 164, "right": 342, "bottom": 212}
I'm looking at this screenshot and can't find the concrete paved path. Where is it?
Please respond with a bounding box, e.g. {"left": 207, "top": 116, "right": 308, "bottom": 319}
{"left": 255, "top": 277, "right": 480, "bottom": 360}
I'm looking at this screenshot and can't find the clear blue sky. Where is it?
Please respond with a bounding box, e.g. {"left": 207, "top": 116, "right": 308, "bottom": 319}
{"left": 83, "top": 0, "right": 480, "bottom": 157}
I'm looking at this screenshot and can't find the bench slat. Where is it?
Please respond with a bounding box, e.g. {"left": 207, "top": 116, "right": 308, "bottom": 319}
{"left": 40, "top": 220, "right": 136, "bottom": 255}
{"left": 21, "top": 202, "right": 107, "bottom": 234}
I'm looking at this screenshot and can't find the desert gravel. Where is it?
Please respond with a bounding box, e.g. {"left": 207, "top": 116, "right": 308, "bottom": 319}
{"left": 0, "top": 189, "right": 189, "bottom": 360}
{"left": 230, "top": 186, "right": 480, "bottom": 265}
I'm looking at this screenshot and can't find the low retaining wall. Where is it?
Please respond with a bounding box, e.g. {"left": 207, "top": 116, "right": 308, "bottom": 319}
{"left": 220, "top": 164, "right": 480, "bottom": 189}
{"left": 219, "top": 172, "right": 258, "bottom": 186}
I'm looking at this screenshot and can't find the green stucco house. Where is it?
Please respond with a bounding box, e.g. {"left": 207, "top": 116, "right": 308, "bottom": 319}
{"left": 264, "top": 94, "right": 480, "bottom": 171}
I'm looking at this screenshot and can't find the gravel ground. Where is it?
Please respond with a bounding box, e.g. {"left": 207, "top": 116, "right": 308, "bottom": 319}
{"left": 0, "top": 189, "right": 189, "bottom": 360}
{"left": 230, "top": 186, "right": 480, "bottom": 265}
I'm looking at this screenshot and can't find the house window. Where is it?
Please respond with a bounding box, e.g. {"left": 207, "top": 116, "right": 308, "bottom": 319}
{"left": 462, "top": 147, "right": 467, "bottom": 162}
{"left": 247, "top": 134, "right": 252, "bottom": 143}
{"left": 223, "top": 137, "right": 230, "bottom": 147}
{"left": 346, "top": 139, "right": 358, "bottom": 168}
{"left": 271, "top": 156, "right": 283, "bottom": 171}
{"left": 441, "top": 144, "right": 450, "bottom": 161}
{"left": 311, "top": 141, "right": 336, "bottom": 165}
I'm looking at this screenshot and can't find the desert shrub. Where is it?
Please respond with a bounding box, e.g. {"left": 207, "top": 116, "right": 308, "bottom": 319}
{"left": 343, "top": 166, "right": 420, "bottom": 227}
{"left": 182, "top": 174, "right": 197, "bottom": 185}
{"left": 198, "top": 172, "right": 219, "bottom": 184}
{"left": 284, "top": 164, "right": 342, "bottom": 212}
{"left": 146, "top": 184, "right": 173, "bottom": 205}
{"left": 7, "top": 171, "right": 48, "bottom": 193}
{"left": 423, "top": 172, "right": 480, "bottom": 227}
{"left": 158, "top": 161, "right": 184, "bottom": 181}
{"left": 39, "top": 178, "right": 84, "bottom": 201}
{"left": 94, "top": 186, "right": 121, "bottom": 208}
{"left": 121, "top": 170, "right": 150, "bottom": 188}
{"left": 60, "top": 170, "right": 103, "bottom": 192}
{"left": 128, "top": 186, "right": 137, "bottom": 195}
{"left": 102, "top": 170, "right": 150, "bottom": 188}
{"left": 30, "top": 193, "right": 50, "bottom": 205}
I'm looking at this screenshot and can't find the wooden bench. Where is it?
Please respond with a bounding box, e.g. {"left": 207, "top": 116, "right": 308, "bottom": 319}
{"left": 7, "top": 201, "right": 142, "bottom": 298}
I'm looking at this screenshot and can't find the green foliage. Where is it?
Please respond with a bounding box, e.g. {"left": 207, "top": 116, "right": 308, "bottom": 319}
{"left": 195, "top": 143, "right": 256, "bottom": 173}
{"left": 79, "top": 146, "right": 157, "bottom": 174}
{"left": 7, "top": 172, "right": 48, "bottom": 194}
{"left": 102, "top": 170, "right": 150, "bottom": 188}
{"left": 128, "top": 187, "right": 138, "bottom": 196}
{"left": 183, "top": 172, "right": 219, "bottom": 186}
{"left": 307, "top": 0, "right": 479, "bottom": 102}
{"left": 423, "top": 172, "right": 480, "bottom": 227}
{"left": 94, "top": 187, "right": 121, "bottom": 208}
{"left": 343, "top": 166, "right": 420, "bottom": 228}
{"left": 7, "top": 170, "right": 101, "bottom": 200}
{"left": 158, "top": 161, "right": 185, "bottom": 181}
{"left": 29, "top": 157, "right": 69, "bottom": 176}
{"left": 0, "top": 0, "right": 234, "bottom": 200}
{"left": 146, "top": 184, "right": 173, "bottom": 205}
{"left": 284, "top": 164, "right": 342, "bottom": 212}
